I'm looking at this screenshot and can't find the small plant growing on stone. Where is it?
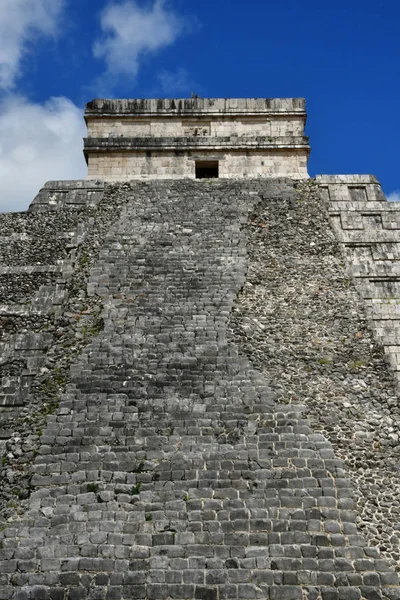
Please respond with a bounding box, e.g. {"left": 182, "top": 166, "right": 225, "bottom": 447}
{"left": 41, "top": 400, "right": 60, "bottom": 417}
{"left": 54, "top": 368, "right": 66, "bottom": 385}
{"left": 349, "top": 359, "right": 367, "bottom": 371}
{"left": 78, "top": 252, "right": 89, "bottom": 267}
{"left": 145, "top": 513, "right": 152, "bottom": 521}
{"left": 87, "top": 483, "right": 99, "bottom": 493}
{"left": 317, "top": 357, "right": 332, "bottom": 365}
{"left": 131, "top": 482, "right": 142, "bottom": 495}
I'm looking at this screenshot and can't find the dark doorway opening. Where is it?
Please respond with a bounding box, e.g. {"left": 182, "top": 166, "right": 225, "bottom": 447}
{"left": 195, "top": 160, "right": 219, "bottom": 179}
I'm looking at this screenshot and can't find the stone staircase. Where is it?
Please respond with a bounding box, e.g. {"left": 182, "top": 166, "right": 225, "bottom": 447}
{"left": 0, "top": 179, "right": 399, "bottom": 599}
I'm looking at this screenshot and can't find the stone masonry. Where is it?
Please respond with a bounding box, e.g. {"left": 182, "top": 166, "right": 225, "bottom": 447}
{"left": 0, "top": 178, "right": 399, "bottom": 599}
{"left": 0, "top": 98, "right": 400, "bottom": 599}
{"left": 84, "top": 98, "right": 309, "bottom": 180}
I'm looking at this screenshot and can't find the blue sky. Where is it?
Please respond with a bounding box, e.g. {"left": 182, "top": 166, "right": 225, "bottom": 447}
{"left": 0, "top": 0, "right": 399, "bottom": 211}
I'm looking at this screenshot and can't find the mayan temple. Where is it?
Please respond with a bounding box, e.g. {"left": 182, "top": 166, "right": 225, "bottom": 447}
{"left": 0, "top": 97, "right": 400, "bottom": 600}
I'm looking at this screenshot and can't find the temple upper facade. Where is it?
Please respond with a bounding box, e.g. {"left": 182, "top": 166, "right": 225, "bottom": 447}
{"left": 84, "top": 97, "right": 310, "bottom": 180}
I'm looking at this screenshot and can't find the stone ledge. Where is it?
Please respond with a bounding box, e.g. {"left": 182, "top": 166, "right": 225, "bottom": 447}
{"left": 328, "top": 202, "right": 398, "bottom": 212}
{"left": 316, "top": 174, "right": 379, "bottom": 184}
{"left": 41, "top": 180, "right": 105, "bottom": 190}
{"left": 84, "top": 135, "right": 310, "bottom": 152}
{"left": 85, "top": 97, "right": 307, "bottom": 117}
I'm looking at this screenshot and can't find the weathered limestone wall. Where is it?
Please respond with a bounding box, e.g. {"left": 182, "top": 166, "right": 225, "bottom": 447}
{"left": 86, "top": 116, "right": 304, "bottom": 139}
{"left": 317, "top": 175, "right": 400, "bottom": 387}
{"left": 84, "top": 98, "right": 310, "bottom": 181}
{"left": 87, "top": 150, "right": 308, "bottom": 181}
{"left": 0, "top": 179, "right": 399, "bottom": 600}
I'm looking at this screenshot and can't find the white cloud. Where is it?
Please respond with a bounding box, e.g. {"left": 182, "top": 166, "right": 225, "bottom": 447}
{"left": 93, "top": 0, "right": 185, "bottom": 85}
{"left": 0, "top": 0, "right": 64, "bottom": 89}
{"left": 0, "top": 95, "right": 87, "bottom": 212}
{"left": 387, "top": 190, "right": 400, "bottom": 203}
